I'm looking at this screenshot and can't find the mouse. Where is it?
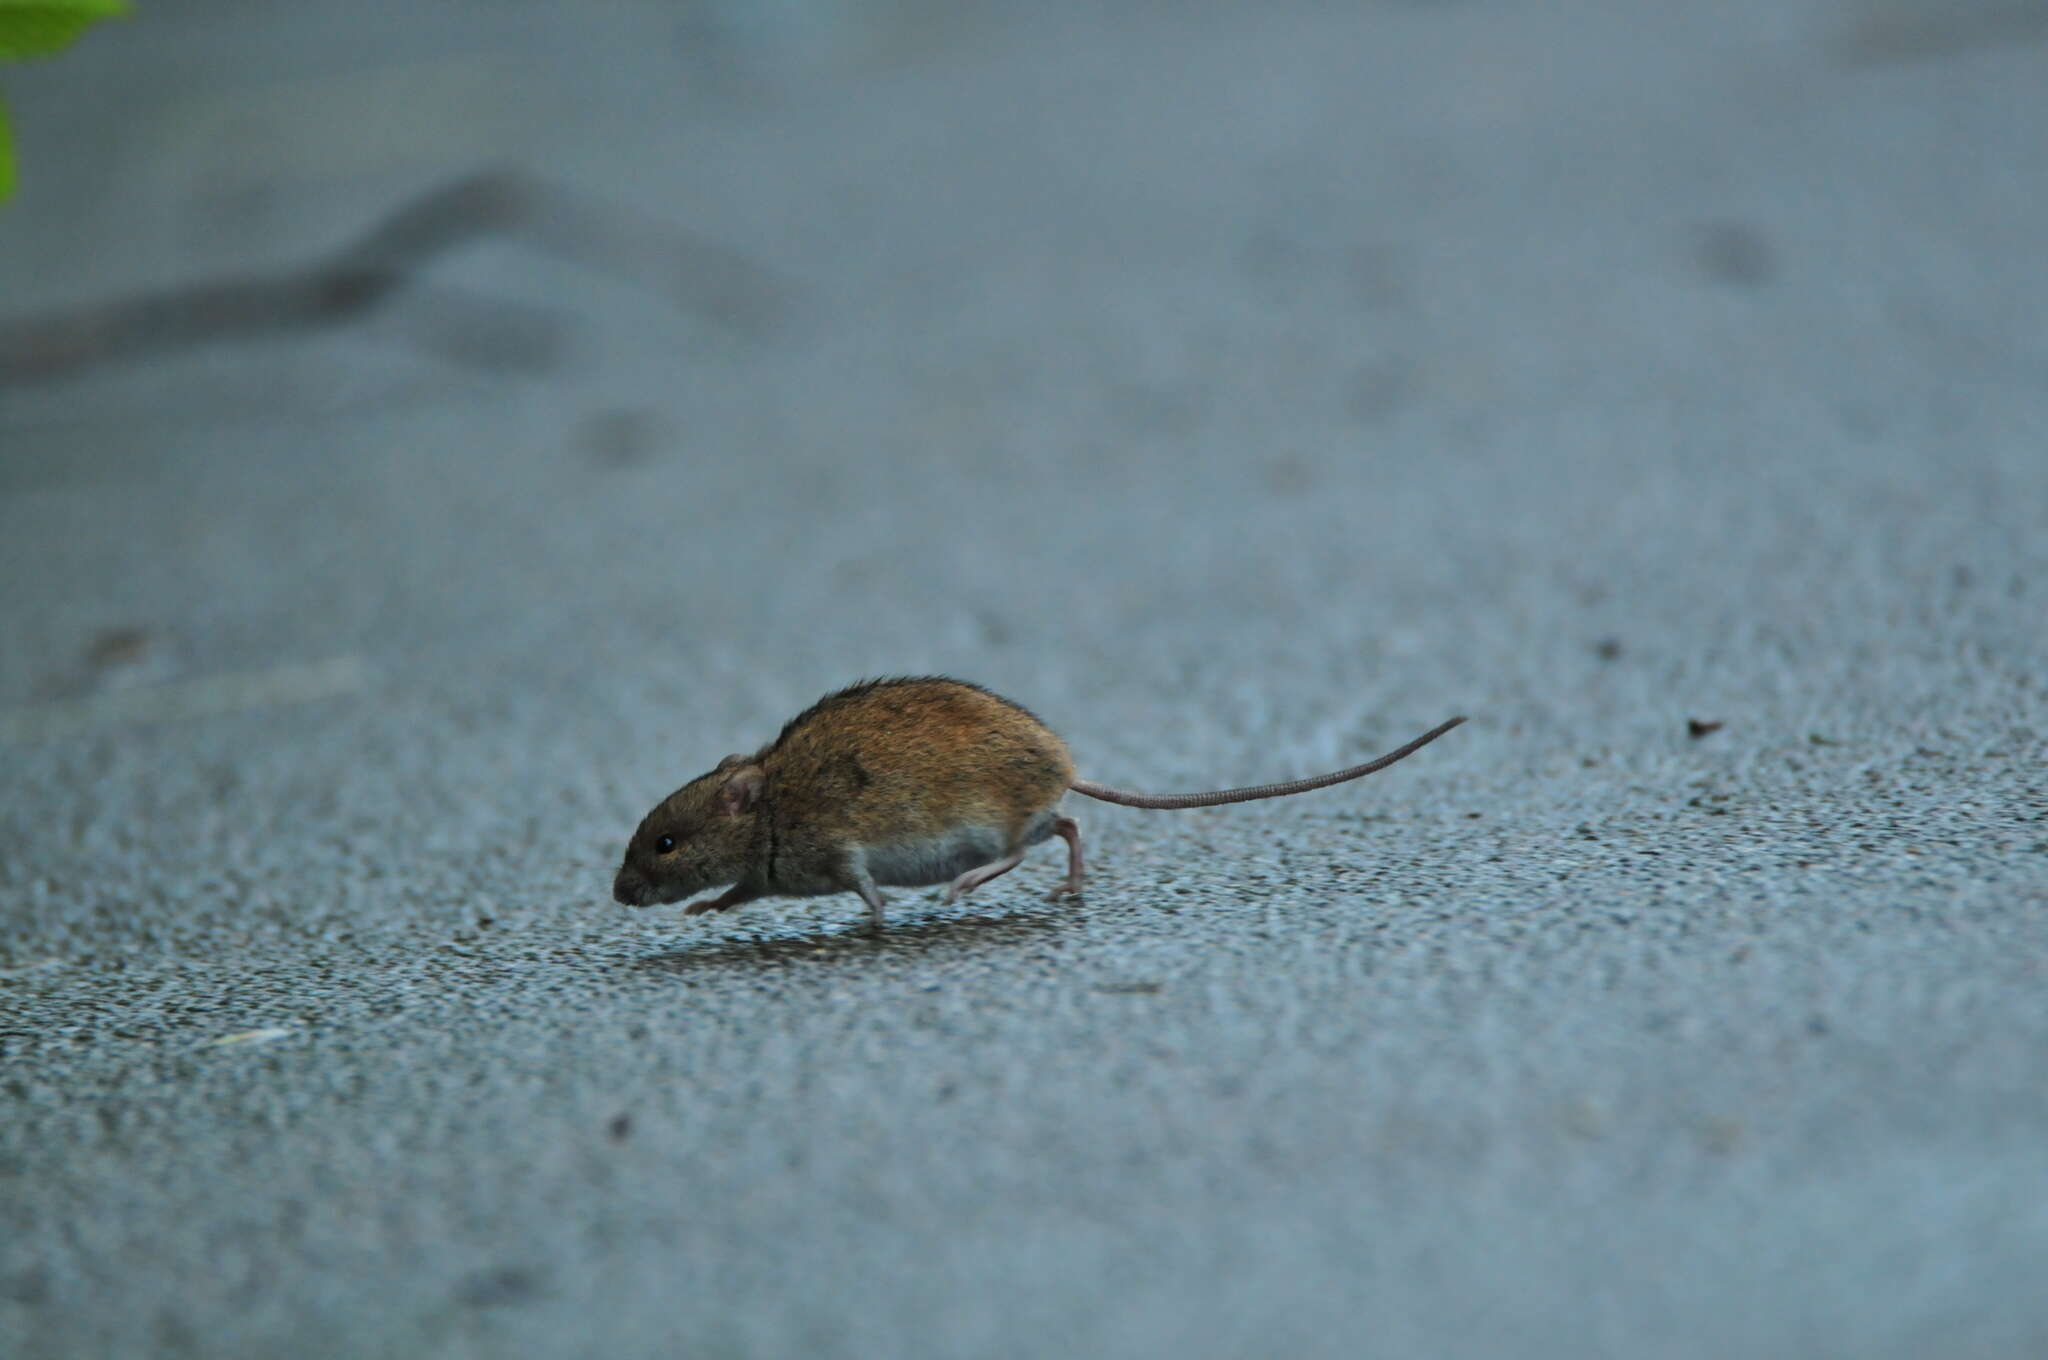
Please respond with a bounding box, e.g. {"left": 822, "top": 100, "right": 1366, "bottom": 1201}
{"left": 611, "top": 676, "right": 1466, "bottom": 929}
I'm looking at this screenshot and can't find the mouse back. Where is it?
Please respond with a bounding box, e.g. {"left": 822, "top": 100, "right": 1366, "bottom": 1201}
{"left": 762, "top": 676, "right": 1075, "bottom": 840}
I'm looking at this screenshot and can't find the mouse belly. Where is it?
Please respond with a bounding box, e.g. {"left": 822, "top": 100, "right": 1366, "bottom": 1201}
{"left": 863, "top": 827, "right": 1007, "bottom": 887}
{"left": 862, "top": 814, "right": 1058, "bottom": 887}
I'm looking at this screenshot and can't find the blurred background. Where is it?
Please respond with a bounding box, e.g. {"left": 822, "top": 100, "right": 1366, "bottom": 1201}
{"left": 4, "top": 2, "right": 2046, "bottom": 1356}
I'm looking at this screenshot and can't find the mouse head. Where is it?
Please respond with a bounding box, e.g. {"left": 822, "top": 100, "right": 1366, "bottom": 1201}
{"left": 612, "top": 757, "right": 763, "bottom": 908}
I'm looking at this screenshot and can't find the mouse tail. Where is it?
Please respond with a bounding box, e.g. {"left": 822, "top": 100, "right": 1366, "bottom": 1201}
{"left": 1068, "top": 716, "right": 1466, "bottom": 810}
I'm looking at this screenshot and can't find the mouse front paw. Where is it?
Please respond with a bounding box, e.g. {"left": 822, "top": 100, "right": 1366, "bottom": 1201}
{"left": 682, "top": 884, "right": 760, "bottom": 917}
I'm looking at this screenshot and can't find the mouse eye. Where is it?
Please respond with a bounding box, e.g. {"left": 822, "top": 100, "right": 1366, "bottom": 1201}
{"left": 655, "top": 835, "right": 676, "bottom": 855}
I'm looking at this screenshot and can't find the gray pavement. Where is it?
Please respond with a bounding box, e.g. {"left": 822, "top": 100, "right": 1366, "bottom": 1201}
{"left": 4, "top": 1, "right": 2047, "bottom": 1356}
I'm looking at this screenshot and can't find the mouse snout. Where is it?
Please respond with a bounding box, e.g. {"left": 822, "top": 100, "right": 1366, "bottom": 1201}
{"left": 613, "top": 869, "right": 649, "bottom": 908}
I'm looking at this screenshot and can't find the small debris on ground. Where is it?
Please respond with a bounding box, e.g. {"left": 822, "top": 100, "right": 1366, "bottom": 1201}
{"left": 202, "top": 1028, "right": 296, "bottom": 1049}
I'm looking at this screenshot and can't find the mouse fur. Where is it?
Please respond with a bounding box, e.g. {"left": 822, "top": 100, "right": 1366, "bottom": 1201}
{"left": 612, "top": 677, "right": 1078, "bottom": 926}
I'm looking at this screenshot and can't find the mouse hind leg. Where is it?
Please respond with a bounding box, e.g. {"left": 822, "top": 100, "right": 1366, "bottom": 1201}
{"left": 1049, "top": 815, "right": 1083, "bottom": 899}
{"left": 941, "top": 847, "right": 1027, "bottom": 905}
{"left": 940, "top": 813, "right": 1049, "bottom": 904}
{"left": 943, "top": 811, "right": 1082, "bottom": 905}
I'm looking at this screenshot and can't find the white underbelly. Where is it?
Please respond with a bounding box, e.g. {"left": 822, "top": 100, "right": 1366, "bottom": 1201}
{"left": 864, "top": 826, "right": 1008, "bottom": 887}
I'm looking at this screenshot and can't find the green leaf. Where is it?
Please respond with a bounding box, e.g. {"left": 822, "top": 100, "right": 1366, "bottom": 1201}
{"left": 0, "top": 0, "right": 129, "bottom": 61}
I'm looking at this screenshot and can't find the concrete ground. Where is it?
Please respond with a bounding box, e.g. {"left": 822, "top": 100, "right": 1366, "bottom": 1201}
{"left": 3, "top": 1, "right": 2046, "bottom": 1355}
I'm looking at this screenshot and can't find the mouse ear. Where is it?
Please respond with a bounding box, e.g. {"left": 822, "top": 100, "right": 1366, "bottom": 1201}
{"left": 715, "top": 765, "right": 765, "bottom": 816}
{"left": 714, "top": 753, "right": 750, "bottom": 772}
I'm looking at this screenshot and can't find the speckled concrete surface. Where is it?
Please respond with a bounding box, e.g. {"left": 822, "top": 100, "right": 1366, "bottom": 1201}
{"left": 3, "top": 2, "right": 2046, "bottom": 1356}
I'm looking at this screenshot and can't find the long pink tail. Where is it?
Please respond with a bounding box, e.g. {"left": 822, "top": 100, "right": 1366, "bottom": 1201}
{"left": 1068, "top": 716, "right": 1466, "bottom": 810}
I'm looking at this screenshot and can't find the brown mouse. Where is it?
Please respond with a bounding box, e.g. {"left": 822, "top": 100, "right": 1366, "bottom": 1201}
{"left": 611, "top": 676, "right": 1465, "bottom": 929}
